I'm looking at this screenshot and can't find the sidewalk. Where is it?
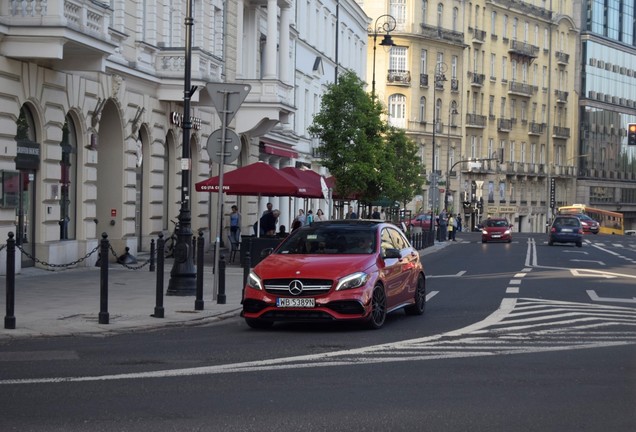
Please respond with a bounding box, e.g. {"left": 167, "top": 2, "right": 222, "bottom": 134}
{"left": 0, "top": 240, "right": 453, "bottom": 340}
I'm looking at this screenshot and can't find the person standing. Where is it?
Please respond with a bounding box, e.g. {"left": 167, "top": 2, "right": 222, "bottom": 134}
{"left": 295, "top": 209, "right": 306, "bottom": 226}
{"left": 438, "top": 209, "right": 447, "bottom": 242}
{"left": 371, "top": 207, "right": 381, "bottom": 219}
{"left": 456, "top": 214, "right": 463, "bottom": 232}
{"left": 227, "top": 205, "right": 241, "bottom": 245}
{"left": 448, "top": 213, "right": 456, "bottom": 241}
{"left": 306, "top": 209, "right": 314, "bottom": 225}
{"left": 348, "top": 206, "right": 358, "bottom": 219}
{"left": 315, "top": 209, "right": 327, "bottom": 221}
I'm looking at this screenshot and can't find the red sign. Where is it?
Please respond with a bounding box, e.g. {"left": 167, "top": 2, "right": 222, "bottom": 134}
{"left": 111, "top": 209, "right": 117, "bottom": 217}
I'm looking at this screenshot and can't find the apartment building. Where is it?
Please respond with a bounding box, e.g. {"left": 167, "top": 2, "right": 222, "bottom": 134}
{"left": 576, "top": 0, "right": 636, "bottom": 230}
{"left": 363, "top": 0, "right": 578, "bottom": 232}
{"left": 0, "top": 0, "right": 368, "bottom": 271}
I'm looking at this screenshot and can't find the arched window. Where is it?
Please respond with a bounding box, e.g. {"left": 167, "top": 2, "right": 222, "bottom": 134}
{"left": 419, "top": 96, "right": 427, "bottom": 122}
{"left": 388, "top": 94, "right": 407, "bottom": 128}
{"left": 59, "top": 115, "right": 78, "bottom": 240}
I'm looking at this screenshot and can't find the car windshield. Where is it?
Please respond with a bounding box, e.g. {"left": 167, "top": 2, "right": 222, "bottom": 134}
{"left": 555, "top": 217, "right": 580, "bottom": 227}
{"left": 485, "top": 219, "right": 508, "bottom": 227}
{"left": 276, "top": 225, "right": 377, "bottom": 255}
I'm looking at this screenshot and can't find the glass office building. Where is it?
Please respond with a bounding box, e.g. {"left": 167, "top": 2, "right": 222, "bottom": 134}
{"left": 579, "top": 0, "right": 636, "bottom": 226}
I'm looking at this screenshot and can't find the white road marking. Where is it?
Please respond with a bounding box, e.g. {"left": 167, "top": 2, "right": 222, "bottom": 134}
{"left": 587, "top": 290, "right": 636, "bottom": 304}
{"left": 426, "top": 291, "right": 439, "bottom": 301}
{"left": 570, "top": 259, "right": 605, "bottom": 265}
{"left": 514, "top": 273, "right": 527, "bottom": 278}
{"left": 508, "top": 279, "right": 522, "bottom": 285}
{"left": 506, "top": 287, "right": 519, "bottom": 294}
{"left": 428, "top": 271, "right": 467, "bottom": 279}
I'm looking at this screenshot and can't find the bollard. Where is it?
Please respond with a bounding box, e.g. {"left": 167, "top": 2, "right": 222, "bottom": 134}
{"left": 195, "top": 230, "right": 204, "bottom": 310}
{"left": 241, "top": 250, "right": 251, "bottom": 305}
{"left": 4, "top": 232, "right": 16, "bottom": 329}
{"left": 152, "top": 233, "right": 165, "bottom": 318}
{"left": 98, "top": 233, "right": 110, "bottom": 325}
{"left": 149, "top": 239, "right": 156, "bottom": 272}
{"left": 217, "top": 254, "right": 227, "bottom": 304}
{"left": 192, "top": 235, "right": 196, "bottom": 265}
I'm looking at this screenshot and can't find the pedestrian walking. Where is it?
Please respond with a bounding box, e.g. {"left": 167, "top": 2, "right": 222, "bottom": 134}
{"left": 456, "top": 213, "right": 462, "bottom": 232}
{"left": 227, "top": 205, "right": 241, "bottom": 245}
{"left": 448, "top": 213, "right": 456, "bottom": 241}
{"left": 315, "top": 209, "right": 327, "bottom": 221}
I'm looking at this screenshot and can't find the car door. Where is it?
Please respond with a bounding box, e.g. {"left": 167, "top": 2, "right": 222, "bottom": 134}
{"left": 379, "top": 227, "right": 413, "bottom": 306}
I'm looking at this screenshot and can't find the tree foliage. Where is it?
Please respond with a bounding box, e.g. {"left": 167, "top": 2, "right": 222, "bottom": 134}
{"left": 308, "top": 71, "right": 423, "bottom": 205}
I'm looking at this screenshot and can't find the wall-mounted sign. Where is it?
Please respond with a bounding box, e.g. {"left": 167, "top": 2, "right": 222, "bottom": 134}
{"left": 170, "top": 112, "right": 202, "bottom": 130}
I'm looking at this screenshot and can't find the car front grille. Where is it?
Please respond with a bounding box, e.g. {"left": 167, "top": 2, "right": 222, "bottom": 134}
{"left": 260, "top": 310, "right": 335, "bottom": 321}
{"left": 264, "top": 278, "right": 333, "bottom": 297}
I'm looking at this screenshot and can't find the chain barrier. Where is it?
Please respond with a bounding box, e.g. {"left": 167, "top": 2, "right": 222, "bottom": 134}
{"left": 12, "top": 241, "right": 157, "bottom": 272}
{"left": 0, "top": 243, "right": 6, "bottom": 252}
{"left": 108, "top": 244, "right": 155, "bottom": 270}
{"left": 16, "top": 244, "right": 100, "bottom": 272}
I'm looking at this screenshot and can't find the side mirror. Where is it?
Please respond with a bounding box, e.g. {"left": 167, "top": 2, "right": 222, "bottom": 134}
{"left": 383, "top": 248, "right": 401, "bottom": 259}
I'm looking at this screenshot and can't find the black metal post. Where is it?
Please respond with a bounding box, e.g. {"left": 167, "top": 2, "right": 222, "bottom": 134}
{"left": 152, "top": 233, "right": 165, "bottom": 318}
{"left": 149, "top": 238, "right": 155, "bottom": 272}
{"left": 167, "top": 0, "right": 196, "bottom": 296}
{"left": 217, "top": 254, "right": 226, "bottom": 304}
{"left": 4, "top": 232, "right": 16, "bottom": 329}
{"left": 98, "top": 232, "right": 109, "bottom": 325}
{"left": 241, "top": 250, "right": 251, "bottom": 304}
{"left": 195, "top": 230, "right": 204, "bottom": 310}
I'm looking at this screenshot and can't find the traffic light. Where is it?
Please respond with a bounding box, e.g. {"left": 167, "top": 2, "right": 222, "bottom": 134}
{"left": 628, "top": 123, "right": 636, "bottom": 145}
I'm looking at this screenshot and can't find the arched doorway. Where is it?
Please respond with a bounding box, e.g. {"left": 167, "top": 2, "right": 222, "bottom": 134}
{"left": 60, "top": 114, "right": 78, "bottom": 240}
{"left": 14, "top": 105, "right": 39, "bottom": 267}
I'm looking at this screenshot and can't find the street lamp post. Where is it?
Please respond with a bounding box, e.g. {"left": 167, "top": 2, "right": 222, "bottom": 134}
{"left": 167, "top": 0, "right": 197, "bottom": 295}
{"left": 430, "top": 62, "right": 447, "bottom": 233}
{"left": 370, "top": 14, "right": 396, "bottom": 99}
{"left": 444, "top": 107, "right": 459, "bottom": 212}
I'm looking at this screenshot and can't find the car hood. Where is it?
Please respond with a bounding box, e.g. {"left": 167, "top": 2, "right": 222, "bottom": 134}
{"left": 254, "top": 254, "right": 377, "bottom": 279}
{"left": 483, "top": 226, "right": 510, "bottom": 233}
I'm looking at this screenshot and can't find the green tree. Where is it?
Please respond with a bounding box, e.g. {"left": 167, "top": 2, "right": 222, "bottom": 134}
{"left": 381, "top": 126, "right": 424, "bottom": 206}
{"left": 308, "top": 71, "right": 385, "bottom": 201}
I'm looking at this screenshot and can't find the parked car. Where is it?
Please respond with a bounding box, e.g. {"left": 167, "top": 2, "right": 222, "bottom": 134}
{"left": 481, "top": 218, "right": 513, "bottom": 243}
{"left": 548, "top": 216, "right": 583, "bottom": 247}
{"left": 571, "top": 213, "right": 600, "bottom": 234}
{"left": 407, "top": 213, "right": 432, "bottom": 230}
{"left": 626, "top": 230, "right": 636, "bottom": 236}
{"left": 242, "top": 220, "right": 426, "bottom": 330}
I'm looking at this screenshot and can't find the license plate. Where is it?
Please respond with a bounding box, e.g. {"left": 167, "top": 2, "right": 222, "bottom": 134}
{"left": 561, "top": 228, "right": 572, "bottom": 232}
{"left": 276, "top": 298, "right": 315, "bottom": 308}
{"left": 492, "top": 234, "right": 501, "bottom": 238}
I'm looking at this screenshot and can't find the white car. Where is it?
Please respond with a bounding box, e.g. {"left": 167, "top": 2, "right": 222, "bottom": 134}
{"left": 625, "top": 230, "right": 636, "bottom": 236}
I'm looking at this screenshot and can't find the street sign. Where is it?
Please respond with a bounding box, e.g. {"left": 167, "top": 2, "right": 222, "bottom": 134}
{"left": 205, "top": 83, "right": 251, "bottom": 124}
{"left": 206, "top": 128, "right": 241, "bottom": 164}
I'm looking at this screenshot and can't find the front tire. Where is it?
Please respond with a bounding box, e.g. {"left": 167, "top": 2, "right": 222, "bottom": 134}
{"left": 366, "top": 284, "right": 387, "bottom": 329}
{"left": 576, "top": 241, "right": 583, "bottom": 248}
{"left": 405, "top": 274, "right": 426, "bottom": 316}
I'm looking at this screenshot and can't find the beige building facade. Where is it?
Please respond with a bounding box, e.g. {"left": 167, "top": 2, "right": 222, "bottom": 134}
{"left": 364, "top": 0, "right": 579, "bottom": 232}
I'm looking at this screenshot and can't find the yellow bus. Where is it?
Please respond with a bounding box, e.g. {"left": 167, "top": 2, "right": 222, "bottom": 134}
{"left": 557, "top": 204, "right": 624, "bottom": 235}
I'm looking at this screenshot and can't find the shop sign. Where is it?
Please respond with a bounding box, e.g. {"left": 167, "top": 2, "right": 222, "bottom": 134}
{"left": 170, "top": 112, "right": 202, "bottom": 130}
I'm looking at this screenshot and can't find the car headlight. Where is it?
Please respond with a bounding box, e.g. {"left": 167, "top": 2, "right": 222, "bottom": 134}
{"left": 481, "top": 229, "right": 488, "bottom": 235}
{"left": 247, "top": 271, "right": 263, "bottom": 291}
{"left": 335, "top": 272, "right": 369, "bottom": 291}
{"left": 504, "top": 229, "right": 511, "bottom": 235}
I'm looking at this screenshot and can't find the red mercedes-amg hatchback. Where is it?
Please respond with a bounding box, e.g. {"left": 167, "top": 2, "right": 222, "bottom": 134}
{"left": 242, "top": 220, "right": 426, "bottom": 329}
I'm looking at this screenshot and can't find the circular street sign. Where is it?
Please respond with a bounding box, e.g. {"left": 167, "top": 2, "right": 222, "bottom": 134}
{"left": 206, "top": 128, "right": 241, "bottom": 164}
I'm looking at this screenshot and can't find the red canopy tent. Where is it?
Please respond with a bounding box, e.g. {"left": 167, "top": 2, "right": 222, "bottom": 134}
{"left": 279, "top": 167, "right": 325, "bottom": 199}
{"left": 195, "top": 161, "right": 309, "bottom": 196}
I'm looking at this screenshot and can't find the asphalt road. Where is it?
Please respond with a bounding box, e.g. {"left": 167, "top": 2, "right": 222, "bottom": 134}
{"left": 1, "top": 232, "right": 635, "bottom": 431}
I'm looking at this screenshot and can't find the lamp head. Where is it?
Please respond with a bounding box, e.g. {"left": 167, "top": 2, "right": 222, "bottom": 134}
{"left": 379, "top": 34, "right": 395, "bottom": 47}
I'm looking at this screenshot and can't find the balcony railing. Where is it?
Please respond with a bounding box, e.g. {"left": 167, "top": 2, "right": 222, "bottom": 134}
{"left": 508, "top": 81, "right": 535, "bottom": 97}
{"left": 555, "top": 51, "right": 569, "bottom": 65}
{"left": 450, "top": 78, "right": 459, "bottom": 91}
{"left": 2, "top": 0, "right": 114, "bottom": 60}
{"left": 552, "top": 126, "right": 571, "bottom": 139}
{"left": 420, "top": 73, "right": 429, "bottom": 87}
{"left": 469, "top": 72, "right": 486, "bottom": 86}
{"left": 466, "top": 113, "right": 487, "bottom": 127}
{"left": 508, "top": 40, "right": 539, "bottom": 58}
{"left": 498, "top": 118, "right": 512, "bottom": 132}
{"left": 387, "top": 70, "right": 412, "bottom": 84}
{"left": 472, "top": 29, "right": 486, "bottom": 43}
{"left": 555, "top": 90, "right": 569, "bottom": 103}
{"left": 528, "top": 122, "right": 544, "bottom": 135}
{"left": 420, "top": 24, "right": 464, "bottom": 44}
